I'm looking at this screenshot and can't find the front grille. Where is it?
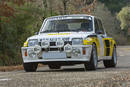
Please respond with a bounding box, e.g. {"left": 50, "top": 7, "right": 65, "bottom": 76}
{"left": 40, "top": 41, "right": 72, "bottom": 48}
{"left": 42, "top": 48, "right": 64, "bottom": 51}
{"left": 41, "top": 41, "right": 72, "bottom": 52}
{"left": 50, "top": 48, "right": 64, "bottom": 51}
{"left": 39, "top": 42, "right": 41, "bottom": 46}
{"left": 64, "top": 41, "right": 72, "bottom": 45}
{"left": 50, "top": 42, "right": 56, "bottom": 46}
{"left": 49, "top": 41, "right": 72, "bottom": 46}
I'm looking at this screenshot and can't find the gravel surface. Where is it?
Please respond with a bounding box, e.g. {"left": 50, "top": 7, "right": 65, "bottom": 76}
{"left": 0, "top": 46, "right": 130, "bottom": 87}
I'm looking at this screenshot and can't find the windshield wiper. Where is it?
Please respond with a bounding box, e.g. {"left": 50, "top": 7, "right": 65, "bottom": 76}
{"left": 57, "top": 30, "right": 70, "bottom": 32}
{"left": 40, "top": 30, "right": 56, "bottom": 33}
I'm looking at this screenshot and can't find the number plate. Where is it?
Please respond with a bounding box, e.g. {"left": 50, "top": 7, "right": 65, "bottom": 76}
{"left": 42, "top": 52, "right": 66, "bottom": 59}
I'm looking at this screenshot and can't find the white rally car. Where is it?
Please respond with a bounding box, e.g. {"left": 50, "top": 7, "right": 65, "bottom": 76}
{"left": 21, "top": 14, "right": 117, "bottom": 72}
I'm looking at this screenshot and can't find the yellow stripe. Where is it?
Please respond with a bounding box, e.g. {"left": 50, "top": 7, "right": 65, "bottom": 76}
{"left": 48, "top": 33, "right": 71, "bottom": 35}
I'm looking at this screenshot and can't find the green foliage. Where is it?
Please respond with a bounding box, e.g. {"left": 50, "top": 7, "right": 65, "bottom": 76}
{"left": 117, "top": 6, "right": 130, "bottom": 30}
{"left": 0, "top": 0, "right": 59, "bottom": 66}
{"left": 98, "top": 0, "right": 127, "bottom": 14}
{"left": 0, "top": 2, "right": 43, "bottom": 66}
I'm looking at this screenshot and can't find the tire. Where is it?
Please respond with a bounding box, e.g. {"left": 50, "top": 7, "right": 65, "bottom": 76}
{"left": 84, "top": 44, "right": 98, "bottom": 70}
{"left": 23, "top": 63, "right": 38, "bottom": 72}
{"left": 103, "top": 46, "right": 117, "bottom": 68}
{"left": 48, "top": 64, "right": 61, "bottom": 69}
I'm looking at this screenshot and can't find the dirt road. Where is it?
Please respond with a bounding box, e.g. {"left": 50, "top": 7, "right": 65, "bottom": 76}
{"left": 0, "top": 46, "right": 130, "bottom": 87}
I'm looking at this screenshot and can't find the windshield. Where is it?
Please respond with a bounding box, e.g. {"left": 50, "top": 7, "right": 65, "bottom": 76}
{"left": 40, "top": 19, "right": 93, "bottom": 33}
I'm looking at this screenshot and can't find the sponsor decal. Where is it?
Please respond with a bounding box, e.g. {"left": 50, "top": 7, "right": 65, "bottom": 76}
{"left": 48, "top": 33, "right": 71, "bottom": 35}
{"left": 40, "top": 37, "right": 70, "bottom": 42}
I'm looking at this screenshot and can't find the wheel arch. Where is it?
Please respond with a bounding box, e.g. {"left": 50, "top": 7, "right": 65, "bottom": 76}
{"left": 92, "top": 42, "right": 97, "bottom": 46}
{"left": 114, "top": 44, "right": 116, "bottom": 48}
{"left": 92, "top": 38, "right": 100, "bottom": 56}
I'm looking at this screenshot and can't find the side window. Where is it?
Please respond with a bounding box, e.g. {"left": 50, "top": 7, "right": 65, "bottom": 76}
{"left": 94, "top": 18, "right": 100, "bottom": 33}
{"left": 98, "top": 19, "right": 104, "bottom": 34}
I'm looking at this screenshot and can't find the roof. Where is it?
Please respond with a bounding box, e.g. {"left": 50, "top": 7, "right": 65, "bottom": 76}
{"left": 46, "top": 14, "right": 95, "bottom": 19}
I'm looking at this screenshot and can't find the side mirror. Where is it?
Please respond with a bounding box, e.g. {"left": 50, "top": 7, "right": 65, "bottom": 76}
{"left": 35, "top": 32, "right": 39, "bottom": 35}
{"left": 97, "top": 30, "right": 103, "bottom": 34}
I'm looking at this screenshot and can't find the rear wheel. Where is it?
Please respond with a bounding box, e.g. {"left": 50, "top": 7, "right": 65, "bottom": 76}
{"left": 48, "top": 64, "right": 61, "bottom": 69}
{"left": 84, "top": 44, "right": 98, "bottom": 70}
{"left": 103, "top": 46, "right": 117, "bottom": 68}
{"left": 23, "top": 63, "right": 38, "bottom": 72}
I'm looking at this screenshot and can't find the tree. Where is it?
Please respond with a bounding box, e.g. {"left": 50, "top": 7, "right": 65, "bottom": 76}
{"left": 92, "top": 1, "right": 127, "bottom": 45}
{"left": 98, "top": 0, "right": 128, "bottom": 14}
{"left": 0, "top": 1, "right": 43, "bottom": 66}
{"left": 67, "top": 0, "right": 96, "bottom": 14}
{"left": 62, "top": 0, "right": 67, "bottom": 14}
{"left": 0, "top": 0, "right": 32, "bottom": 19}
{"left": 117, "top": 6, "right": 130, "bottom": 30}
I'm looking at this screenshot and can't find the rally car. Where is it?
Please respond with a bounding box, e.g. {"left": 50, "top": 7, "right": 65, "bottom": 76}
{"left": 21, "top": 14, "right": 117, "bottom": 72}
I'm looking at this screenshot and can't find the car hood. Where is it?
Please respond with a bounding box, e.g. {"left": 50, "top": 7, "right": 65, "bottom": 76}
{"left": 28, "top": 32, "right": 92, "bottom": 41}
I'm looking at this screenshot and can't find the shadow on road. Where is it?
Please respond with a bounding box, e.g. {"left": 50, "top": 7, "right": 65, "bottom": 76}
{"left": 37, "top": 68, "right": 85, "bottom": 72}
{"left": 37, "top": 67, "right": 108, "bottom": 72}
{"left": 36, "top": 66, "right": 130, "bottom": 72}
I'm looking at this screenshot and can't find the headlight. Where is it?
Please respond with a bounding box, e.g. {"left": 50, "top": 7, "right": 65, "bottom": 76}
{"left": 56, "top": 40, "right": 64, "bottom": 47}
{"left": 41, "top": 41, "right": 49, "bottom": 48}
{"left": 72, "top": 38, "right": 83, "bottom": 45}
{"left": 34, "top": 45, "right": 41, "bottom": 53}
{"left": 72, "top": 48, "right": 81, "bottom": 56}
{"left": 28, "top": 39, "right": 38, "bottom": 47}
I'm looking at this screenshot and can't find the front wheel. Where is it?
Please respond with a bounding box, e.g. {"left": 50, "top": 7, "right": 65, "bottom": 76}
{"left": 23, "top": 63, "right": 38, "bottom": 72}
{"left": 103, "top": 46, "right": 117, "bottom": 68}
{"left": 84, "top": 44, "right": 98, "bottom": 70}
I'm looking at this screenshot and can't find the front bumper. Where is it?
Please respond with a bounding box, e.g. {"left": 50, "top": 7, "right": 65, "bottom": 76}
{"left": 21, "top": 45, "right": 92, "bottom": 63}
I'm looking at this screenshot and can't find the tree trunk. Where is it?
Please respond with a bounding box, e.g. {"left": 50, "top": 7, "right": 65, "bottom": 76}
{"left": 43, "top": 0, "right": 48, "bottom": 17}
{"left": 63, "top": 0, "right": 67, "bottom": 15}
{"left": 0, "top": 18, "right": 1, "bottom": 32}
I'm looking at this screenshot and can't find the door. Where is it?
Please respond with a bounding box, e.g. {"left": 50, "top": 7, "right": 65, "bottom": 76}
{"left": 94, "top": 18, "right": 105, "bottom": 57}
{"left": 97, "top": 35, "right": 104, "bottom": 57}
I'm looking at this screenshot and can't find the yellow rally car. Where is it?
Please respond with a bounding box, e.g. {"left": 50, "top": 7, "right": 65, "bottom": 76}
{"left": 21, "top": 14, "right": 117, "bottom": 72}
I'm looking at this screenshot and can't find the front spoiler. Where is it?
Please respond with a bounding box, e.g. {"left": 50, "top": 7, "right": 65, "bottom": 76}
{"left": 23, "top": 58, "right": 90, "bottom": 63}
{"left": 21, "top": 45, "right": 92, "bottom": 63}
